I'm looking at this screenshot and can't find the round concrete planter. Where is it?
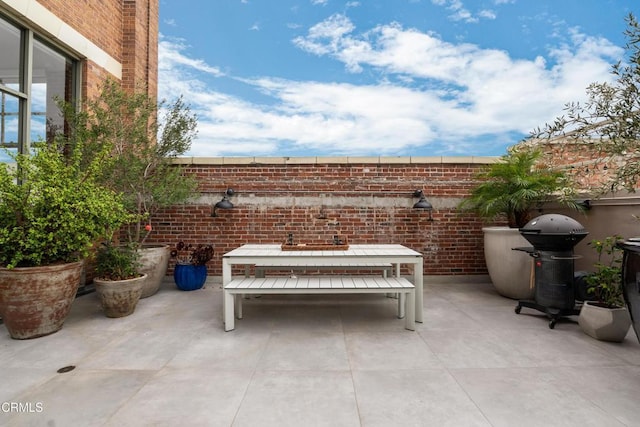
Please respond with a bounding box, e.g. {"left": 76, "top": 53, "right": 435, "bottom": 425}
{"left": 137, "top": 245, "right": 170, "bottom": 298}
{"left": 0, "top": 261, "right": 83, "bottom": 339}
{"left": 579, "top": 301, "right": 632, "bottom": 342}
{"left": 94, "top": 274, "right": 146, "bottom": 318}
{"left": 483, "top": 226, "right": 534, "bottom": 300}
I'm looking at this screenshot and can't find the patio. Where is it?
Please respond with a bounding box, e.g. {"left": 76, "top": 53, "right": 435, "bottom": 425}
{"left": 2, "top": 277, "right": 640, "bottom": 426}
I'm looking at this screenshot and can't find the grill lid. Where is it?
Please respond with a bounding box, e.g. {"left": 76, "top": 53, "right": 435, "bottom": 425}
{"left": 521, "top": 214, "right": 587, "bottom": 235}
{"left": 519, "top": 214, "right": 588, "bottom": 251}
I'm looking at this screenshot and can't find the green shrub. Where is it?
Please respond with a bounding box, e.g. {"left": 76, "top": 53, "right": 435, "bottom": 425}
{"left": 95, "top": 242, "right": 141, "bottom": 281}
{"left": 0, "top": 142, "right": 128, "bottom": 268}
{"left": 585, "top": 235, "right": 625, "bottom": 308}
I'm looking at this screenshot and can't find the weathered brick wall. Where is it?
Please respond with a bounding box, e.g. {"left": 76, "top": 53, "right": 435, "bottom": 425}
{"left": 145, "top": 158, "right": 498, "bottom": 277}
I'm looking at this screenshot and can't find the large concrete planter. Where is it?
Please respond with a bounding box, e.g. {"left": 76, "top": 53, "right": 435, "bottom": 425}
{"left": 94, "top": 274, "right": 146, "bottom": 318}
{"left": 0, "top": 261, "right": 83, "bottom": 339}
{"left": 483, "top": 226, "right": 534, "bottom": 300}
{"left": 137, "top": 245, "right": 170, "bottom": 298}
{"left": 579, "top": 301, "right": 631, "bottom": 342}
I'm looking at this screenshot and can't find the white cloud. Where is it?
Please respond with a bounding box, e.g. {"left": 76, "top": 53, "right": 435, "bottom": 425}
{"left": 431, "top": 0, "right": 501, "bottom": 23}
{"left": 479, "top": 10, "right": 497, "bottom": 20}
{"left": 292, "top": 14, "right": 355, "bottom": 56}
{"left": 158, "top": 15, "right": 623, "bottom": 157}
{"left": 159, "top": 37, "right": 224, "bottom": 77}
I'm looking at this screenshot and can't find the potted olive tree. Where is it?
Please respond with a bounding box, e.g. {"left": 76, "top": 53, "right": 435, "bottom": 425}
{"left": 58, "top": 79, "right": 199, "bottom": 298}
{"left": 0, "top": 142, "right": 127, "bottom": 339}
{"left": 458, "top": 148, "right": 580, "bottom": 299}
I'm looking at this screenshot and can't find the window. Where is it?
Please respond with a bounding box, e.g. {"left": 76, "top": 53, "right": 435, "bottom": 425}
{"left": 0, "top": 15, "right": 78, "bottom": 160}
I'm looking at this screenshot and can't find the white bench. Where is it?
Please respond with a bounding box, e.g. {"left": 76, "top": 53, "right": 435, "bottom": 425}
{"left": 223, "top": 276, "right": 415, "bottom": 331}
{"left": 251, "top": 263, "right": 398, "bottom": 299}
{"left": 253, "top": 263, "right": 395, "bottom": 278}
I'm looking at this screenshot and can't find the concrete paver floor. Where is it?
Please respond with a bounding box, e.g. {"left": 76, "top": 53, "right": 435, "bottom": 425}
{"left": 2, "top": 278, "right": 640, "bottom": 426}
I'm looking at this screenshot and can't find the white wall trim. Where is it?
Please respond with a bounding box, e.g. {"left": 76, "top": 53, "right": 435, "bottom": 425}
{"left": 172, "top": 156, "right": 499, "bottom": 165}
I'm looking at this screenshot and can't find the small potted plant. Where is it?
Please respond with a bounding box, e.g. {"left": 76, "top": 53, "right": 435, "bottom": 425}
{"left": 579, "top": 235, "right": 632, "bottom": 342}
{"left": 93, "top": 241, "right": 147, "bottom": 318}
{"left": 171, "top": 242, "right": 214, "bottom": 291}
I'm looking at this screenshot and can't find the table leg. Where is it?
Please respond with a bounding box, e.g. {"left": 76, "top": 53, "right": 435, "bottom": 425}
{"left": 236, "top": 294, "right": 243, "bottom": 319}
{"left": 397, "top": 293, "right": 406, "bottom": 319}
{"left": 222, "top": 259, "right": 232, "bottom": 326}
{"left": 224, "top": 290, "right": 235, "bottom": 331}
{"left": 405, "top": 289, "right": 415, "bottom": 331}
{"left": 414, "top": 258, "right": 423, "bottom": 323}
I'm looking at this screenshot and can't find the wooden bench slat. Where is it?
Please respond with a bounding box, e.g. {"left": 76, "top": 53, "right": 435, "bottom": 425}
{"left": 226, "top": 276, "right": 414, "bottom": 290}
{"left": 255, "top": 262, "right": 393, "bottom": 266}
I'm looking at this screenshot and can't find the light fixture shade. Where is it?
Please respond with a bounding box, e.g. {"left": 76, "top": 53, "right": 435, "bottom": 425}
{"left": 413, "top": 197, "right": 433, "bottom": 210}
{"left": 211, "top": 188, "right": 235, "bottom": 217}
{"left": 215, "top": 199, "right": 234, "bottom": 210}
{"left": 412, "top": 189, "right": 432, "bottom": 210}
{"left": 412, "top": 189, "right": 434, "bottom": 221}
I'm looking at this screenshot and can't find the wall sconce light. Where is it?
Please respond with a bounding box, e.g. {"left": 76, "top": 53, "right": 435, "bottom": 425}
{"left": 576, "top": 199, "right": 592, "bottom": 210}
{"left": 413, "top": 189, "right": 433, "bottom": 221}
{"left": 211, "top": 188, "right": 235, "bottom": 217}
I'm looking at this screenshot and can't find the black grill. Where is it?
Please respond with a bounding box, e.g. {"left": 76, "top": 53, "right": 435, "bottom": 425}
{"left": 618, "top": 239, "right": 640, "bottom": 343}
{"left": 519, "top": 214, "right": 588, "bottom": 251}
{"left": 514, "top": 214, "right": 588, "bottom": 328}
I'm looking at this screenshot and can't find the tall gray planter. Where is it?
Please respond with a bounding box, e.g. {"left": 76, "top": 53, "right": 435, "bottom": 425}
{"left": 137, "top": 245, "right": 170, "bottom": 298}
{"left": 483, "top": 226, "right": 534, "bottom": 300}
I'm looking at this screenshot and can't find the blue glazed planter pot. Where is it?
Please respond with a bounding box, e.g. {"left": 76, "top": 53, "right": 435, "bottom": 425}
{"left": 174, "top": 264, "right": 207, "bottom": 291}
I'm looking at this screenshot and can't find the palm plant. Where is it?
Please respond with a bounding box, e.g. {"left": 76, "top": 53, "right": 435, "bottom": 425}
{"left": 459, "top": 149, "right": 580, "bottom": 228}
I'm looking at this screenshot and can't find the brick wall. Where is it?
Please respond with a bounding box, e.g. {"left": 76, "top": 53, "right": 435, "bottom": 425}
{"left": 38, "top": 0, "right": 123, "bottom": 61}
{"left": 122, "top": 0, "right": 158, "bottom": 97}
{"left": 144, "top": 158, "right": 499, "bottom": 277}
{"left": 36, "top": 0, "right": 158, "bottom": 99}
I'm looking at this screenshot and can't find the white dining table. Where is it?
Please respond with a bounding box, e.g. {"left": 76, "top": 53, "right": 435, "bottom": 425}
{"left": 222, "top": 243, "right": 424, "bottom": 322}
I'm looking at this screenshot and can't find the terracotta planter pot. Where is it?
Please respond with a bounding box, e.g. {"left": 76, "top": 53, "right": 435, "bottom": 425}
{"left": 483, "top": 227, "right": 534, "bottom": 300}
{"left": 579, "top": 301, "right": 632, "bottom": 342}
{"left": 0, "top": 261, "right": 83, "bottom": 339}
{"left": 94, "top": 274, "right": 146, "bottom": 318}
{"left": 137, "top": 245, "right": 170, "bottom": 298}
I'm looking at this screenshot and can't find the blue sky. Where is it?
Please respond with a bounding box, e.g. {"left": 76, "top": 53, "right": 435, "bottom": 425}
{"left": 158, "top": 0, "right": 635, "bottom": 157}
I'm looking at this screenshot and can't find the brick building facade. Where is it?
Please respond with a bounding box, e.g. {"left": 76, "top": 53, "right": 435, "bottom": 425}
{"left": 6, "top": 0, "right": 158, "bottom": 97}
{"left": 0, "top": 0, "right": 158, "bottom": 153}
